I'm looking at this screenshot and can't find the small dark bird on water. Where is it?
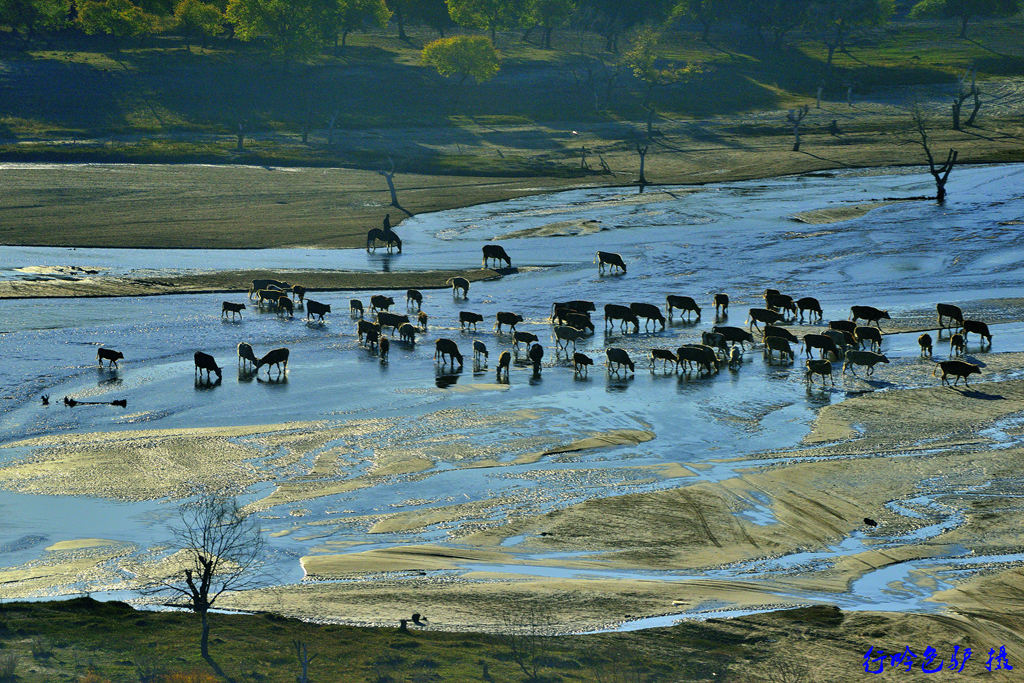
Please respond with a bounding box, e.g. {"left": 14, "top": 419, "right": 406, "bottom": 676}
{"left": 863, "top": 517, "right": 878, "bottom": 527}
{"left": 41, "top": 394, "right": 49, "bottom": 405}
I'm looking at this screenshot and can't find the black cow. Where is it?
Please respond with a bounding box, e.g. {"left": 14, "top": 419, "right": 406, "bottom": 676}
{"left": 222, "top": 302, "right": 245, "bottom": 320}
{"left": 447, "top": 277, "right": 470, "bottom": 298}
{"left": 850, "top": 305, "right": 891, "bottom": 328}
{"left": 306, "top": 300, "right": 331, "bottom": 322}
{"left": 97, "top": 348, "right": 123, "bottom": 367}
{"left": 435, "top": 338, "right": 464, "bottom": 368}
{"left": 194, "top": 351, "right": 223, "bottom": 380}
{"left": 596, "top": 251, "right": 627, "bottom": 274}
{"left": 370, "top": 295, "right": 395, "bottom": 313}
{"left": 606, "top": 347, "right": 635, "bottom": 373}
{"left": 934, "top": 360, "right": 981, "bottom": 386}
{"left": 482, "top": 244, "right": 512, "bottom": 268}
{"left": 256, "top": 348, "right": 289, "bottom": 375}
{"left": 406, "top": 289, "right": 423, "bottom": 310}
{"left": 962, "top": 319, "right": 992, "bottom": 347}
{"left": 377, "top": 312, "right": 410, "bottom": 333}
{"left": 460, "top": 311, "right": 484, "bottom": 331}
{"left": 604, "top": 304, "right": 639, "bottom": 333}
{"left": 494, "top": 311, "right": 523, "bottom": 333}
{"left": 630, "top": 302, "right": 666, "bottom": 331}
{"left": 796, "top": 297, "right": 822, "bottom": 323}
{"left": 666, "top": 295, "right": 701, "bottom": 320}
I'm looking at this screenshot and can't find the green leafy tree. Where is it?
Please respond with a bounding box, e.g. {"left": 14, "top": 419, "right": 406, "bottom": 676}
{"left": 422, "top": 34, "right": 500, "bottom": 107}
{"left": 174, "top": 0, "right": 223, "bottom": 49}
{"left": 534, "top": 0, "right": 573, "bottom": 47}
{"left": 808, "top": 0, "right": 894, "bottom": 71}
{"left": 328, "top": 0, "right": 391, "bottom": 50}
{"left": 389, "top": 0, "right": 451, "bottom": 39}
{"left": 670, "top": 0, "right": 733, "bottom": 42}
{"left": 575, "top": 0, "right": 673, "bottom": 52}
{"left": 77, "top": 0, "right": 156, "bottom": 52}
{"left": 624, "top": 26, "right": 703, "bottom": 136}
{"left": 0, "top": 0, "right": 71, "bottom": 40}
{"left": 732, "top": 0, "right": 811, "bottom": 49}
{"left": 226, "top": 0, "right": 334, "bottom": 59}
{"left": 445, "top": 0, "right": 532, "bottom": 41}
{"left": 909, "top": 0, "right": 1018, "bottom": 38}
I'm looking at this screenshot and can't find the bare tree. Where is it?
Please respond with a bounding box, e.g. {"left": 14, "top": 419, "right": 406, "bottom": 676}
{"left": 786, "top": 105, "right": 810, "bottom": 151}
{"left": 951, "top": 67, "right": 981, "bottom": 130}
{"left": 378, "top": 156, "right": 413, "bottom": 217}
{"left": 910, "top": 103, "right": 958, "bottom": 203}
{"left": 148, "top": 495, "right": 264, "bottom": 666}
{"left": 635, "top": 141, "right": 649, "bottom": 188}
{"left": 500, "top": 608, "right": 554, "bottom": 682}
{"left": 293, "top": 640, "right": 316, "bottom": 683}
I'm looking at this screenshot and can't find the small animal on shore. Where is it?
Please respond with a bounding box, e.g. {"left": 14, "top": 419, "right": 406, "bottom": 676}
{"left": 482, "top": 244, "right": 512, "bottom": 269}
{"left": 399, "top": 322, "right": 418, "bottom": 344}
{"left": 949, "top": 332, "right": 966, "bottom": 357}
{"left": 573, "top": 352, "right": 594, "bottom": 375}
{"left": 406, "top": 289, "right": 422, "bottom": 310}
{"left": 918, "top": 333, "right": 933, "bottom": 357}
{"left": 222, "top": 301, "right": 245, "bottom": 320}
{"left": 276, "top": 295, "right": 294, "bottom": 318}
{"left": 256, "top": 347, "right": 289, "bottom": 375}
{"left": 446, "top": 277, "right": 470, "bottom": 298}
{"left": 434, "top": 338, "right": 464, "bottom": 368}
{"left": 630, "top": 302, "right": 666, "bottom": 331}
{"left": 855, "top": 326, "right": 882, "bottom": 352}
{"left": 194, "top": 351, "right": 223, "bottom": 380}
{"left": 528, "top": 342, "right": 544, "bottom": 375}
{"left": 418, "top": 311, "right": 429, "bottom": 330}
{"left": 864, "top": 518, "right": 878, "bottom": 527}
{"left": 962, "top": 319, "right": 992, "bottom": 347}
{"left": 850, "top": 305, "right": 891, "bottom": 328}
{"left": 604, "top": 304, "right": 639, "bottom": 333}
{"left": 606, "top": 347, "right": 635, "bottom": 374}
{"left": 249, "top": 279, "right": 290, "bottom": 300}
{"left": 97, "top": 347, "right": 123, "bottom": 367}
{"left": 379, "top": 335, "right": 389, "bottom": 362}
{"left": 305, "top": 299, "right": 331, "bottom": 323}
{"left": 666, "top": 295, "right": 701, "bottom": 320}
{"left": 496, "top": 350, "right": 511, "bottom": 380}
{"left": 650, "top": 349, "right": 678, "bottom": 372}
{"left": 473, "top": 340, "right": 488, "bottom": 364}
{"left": 805, "top": 359, "right": 834, "bottom": 385}
{"left": 729, "top": 346, "right": 743, "bottom": 368}
{"left": 934, "top": 359, "right": 980, "bottom": 386}
{"left": 370, "top": 295, "right": 395, "bottom": 313}
{"left": 290, "top": 285, "right": 306, "bottom": 302}
{"left": 936, "top": 303, "right": 964, "bottom": 332}
{"left": 350, "top": 299, "right": 364, "bottom": 317}
{"left": 494, "top": 311, "right": 523, "bottom": 333}
{"left": 460, "top": 311, "right": 484, "bottom": 331}
{"left": 842, "top": 350, "right": 889, "bottom": 376}
{"left": 796, "top": 296, "right": 822, "bottom": 323}
{"left": 713, "top": 293, "right": 729, "bottom": 318}
{"left": 366, "top": 228, "right": 401, "bottom": 252}
{"left": 238, "top": 342, "right": 258, "bottom": 368}
{"left": 595, "top": 251, "right": 627, "bottom": 274}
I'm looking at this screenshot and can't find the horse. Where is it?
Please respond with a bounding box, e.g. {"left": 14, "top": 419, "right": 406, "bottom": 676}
{"left": 366, "top": 228, "right": 402, "bottom": 253}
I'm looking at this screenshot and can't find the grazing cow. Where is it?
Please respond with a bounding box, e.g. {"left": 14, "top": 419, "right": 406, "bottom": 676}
{"left": 290, "top": 285, "right": 306, "bottom": 302}
{"left": 552, "top": 301, "right": 596, "bottom": 323}
{"left": 805, "top": 359, "right": 834, "bottom": 385}
{"left": 573, "top": 352, "right": 594, "bottom": 375}
{"left": 918, "top": 333, "right": 933, "bottom": 357}
{"left": 434, "top": 338, "right": 464, "bottom": 368}
{"left": 276, "top": 296, "right": 294, "bottom": 317}
{"left": 763, "top": 325, "right": 799, "bottom": 344}
{"left": 496, "top": 350, "right": 511, "bottom": 380}
{"left": 713, "top": 293, "right": 729, "bottom": 317}
{"left": 701, "top": 331, "right": 729, "bottom": 356}
{"left": 962, "top": 319, "right": 992, "bottom": 347}
{"left": 249, "top": 279, "right": 290, "bottom": 300}
{"left": 934, "top": 360, "right": 981, "bottom": 386}
{"left": 379, "top": 336, "right": 389, "bottom": 362}
{"left": 238, "top": 342, "right": 258, "bottom": 368}
{"left": 350, "top": 299, "right": 364, "bottom": 317}
{"left": 370, "top": 295, "right": 395, "bottom": 313}
{"left": 796, "top": 297, "right": 823, "bottom": 323}
{"left": 855, "top": 326, "right": 883, "bottom": 352}
{"left": 473, "top": 340, "right": 488, "bottom": 363}
{"left": 305, "top": 300, "right": 331, "bottom": 323}
{"left": 850, "top": 305, "right": 891, "bottom": 328}
{"left": 406, "top": 289, "right": 422, "bottom": 310}
{"left": 366, "top": 228, "right": 401, "bottom": 252}
{"left": 666, "top": 295, "right": 701, "bottom": 320}
{"left": 528, "top": 342, "right": 544, "bottom": 374}
{"left": 256, "top": 347, "right": 289, "bottom": 375}
{"left": 418, "top": 311, "right": 429, "bottom": 330}
{"left": 459, "top": 311, "right": 483, "bottom": 331}
{"left": 650, "top": 349, "right": 678, "bottom": 372}
{"left": 494, "top": 311, "right": 523, "bottom": 333}
{"left": 630, "top": 302, "right": 666, "bottom": 331}
{"left": 949, "top": 332, "right": 966, "bottom": 357}
{"left": 256, "top": 289, "right": 281, "bottom": 307}
{"left": 222, "top": 301, "right": 245, "bottom": 319}
{"left": 843, "top": 350, "right": 889, "bottom": 376}
{"left": 823, "top": 329, "right": 855, "bottom": 352}
{"left": 357, "top": 319, "right": 381, "bottom": 344}
{"left": 596, "top": 251, "right": 627, "bottom": 274}
{"left": 194, "top": 351, "right": 222, "bottom": 380}
{"left": 377, "top": 311, "right": 410, "bottom": 333}
{"left": 937, "top": 303, "right": 964, "bottom": 332}
{"left": 829, "top": 320, "right": 857, "bottom": 335}
{"left": 729, "top": 346, "right": 743, "bottom": 368}
{"left": 764, "top": 288, "right": 780, "bottom": 298}
{"left": 604, "top": 304, "right": 639, "bottom": 333}
{"left": 606, "top": 347, "right": 635, "bottom": 374}
{"left": 560, "top": 312, "right": 595, "bottom": 333}
{"left": 553, "top": 325, "right": 586, "bottom": 351}
{"left": 446, "top": 277, "right": 470, "bottom": 298}
{"left": 363, "top": 326, "right": 380, "bottom": 350}
{"left": 713, "top": 326, "right": 755, "bottom": 349}
{"left": 399, "top": 322, "right": 418, "bottom": 344}
{"left": 676, "top": 345, "right": 718, "bottom": 375}
{"left": 97, "top": 347, "right": 123, "bottom": 367}
{"left": 747, "top": 308, "right": 784, "bottom": 331}
{"left": 513, "top": 331, "right": 539, "bottom": 353}
{"left": 804, "top": 333, "right": 840, "bottom": 360}
{"left": 763, "top": 336, "right": 794, "bottom": 364}
{"left": 482, "top": 244, "right": 512, "bottom": 268}
{"left": 764, "top": 293, "right": 797, "bottom": 318}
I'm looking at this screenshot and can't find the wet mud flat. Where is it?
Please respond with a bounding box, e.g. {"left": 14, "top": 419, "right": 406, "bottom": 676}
{"left": 0, "top": 165, "right": 1022, "bottom": 653}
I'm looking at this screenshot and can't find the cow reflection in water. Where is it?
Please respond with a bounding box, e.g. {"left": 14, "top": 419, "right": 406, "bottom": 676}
{"left": 435, "top": 365, "right": 462, "bottom": 388}
{"left": 194, "top": 375, "right": 222, "bottom": 390}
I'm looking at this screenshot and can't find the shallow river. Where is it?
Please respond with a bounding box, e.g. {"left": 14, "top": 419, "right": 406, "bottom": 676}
{"left": 0, "top": 163, "right": 1022, "bottom": 627}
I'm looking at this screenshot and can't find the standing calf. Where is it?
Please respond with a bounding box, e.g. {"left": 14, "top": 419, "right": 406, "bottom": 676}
{"left": 194, "top": 351, "right": 223, "bottom": 380}
{"left": 97, "top": 348, "right": 123, "bottom": 367}
{"left": 222, "top": 301, "right": 245, "bottom": 319}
